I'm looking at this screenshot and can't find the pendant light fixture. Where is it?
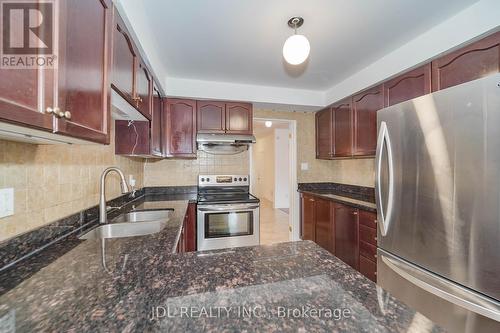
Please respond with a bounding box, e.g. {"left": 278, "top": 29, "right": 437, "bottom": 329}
{"left": 282, "top": 17, "right": 310, "bottom": 65}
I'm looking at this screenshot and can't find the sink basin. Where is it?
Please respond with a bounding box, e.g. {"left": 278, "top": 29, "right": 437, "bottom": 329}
{"left": 79, "top": 209, "right": 173, "bottom": 240}
{"left": 79, "top": 220, "right": 168, "bottom": 240}
{"left": 111, "top": 209, "right": 172, "bottom": 223}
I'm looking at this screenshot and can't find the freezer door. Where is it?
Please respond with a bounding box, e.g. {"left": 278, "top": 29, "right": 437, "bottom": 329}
{"left": 376, "top": 73, "right": 500, "bottom": 302}
{"left": 378, "top": 250, "right": 500, "bottom": 332}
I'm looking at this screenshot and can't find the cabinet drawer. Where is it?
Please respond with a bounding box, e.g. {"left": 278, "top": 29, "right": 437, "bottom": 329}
{"left": 359, "top": 255, "right": 377, "bottom": 282}
{"left": 359, "top": 210, "right": 377, "bottom": 229}
{"left": 359, "top": 240, "right": 377, "bottom": 261}
{"left": 359, "top": 224, "right": 377, "bottom": 246}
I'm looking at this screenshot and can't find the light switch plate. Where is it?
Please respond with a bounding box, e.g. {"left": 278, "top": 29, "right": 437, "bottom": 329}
{"left": 0, "top": 188, "right": 14, "bottom": 218}
{"left": 300, "top": 163, "right": 309, "bottom": 171}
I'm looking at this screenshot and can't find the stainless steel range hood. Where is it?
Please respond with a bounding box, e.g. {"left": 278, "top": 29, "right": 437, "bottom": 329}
{"left": 196, "top": 133, "right": 256, "bottom": 155}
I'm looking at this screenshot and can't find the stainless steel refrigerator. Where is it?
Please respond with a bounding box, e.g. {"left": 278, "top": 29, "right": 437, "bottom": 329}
{"left": 376, "top": 73, "right": 500, "bottom": 332}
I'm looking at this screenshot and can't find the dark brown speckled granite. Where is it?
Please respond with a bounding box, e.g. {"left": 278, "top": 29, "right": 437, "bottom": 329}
{"left": 1, "top": 235, "right": 444, "bottom": 331}
{"left": 298, "top": 182, "right": 376, "bottom": 212}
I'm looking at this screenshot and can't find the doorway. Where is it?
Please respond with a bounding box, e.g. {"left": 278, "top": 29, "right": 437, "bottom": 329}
{"left": 250, "top": 118, "right": 297, "bottom": 245}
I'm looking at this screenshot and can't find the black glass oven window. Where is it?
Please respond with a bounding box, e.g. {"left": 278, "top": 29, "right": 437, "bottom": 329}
{"left": 205, "top": 211, "right": 253, "bottom": 238}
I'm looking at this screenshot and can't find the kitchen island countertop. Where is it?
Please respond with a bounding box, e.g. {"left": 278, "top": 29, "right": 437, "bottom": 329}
{"left": 0, "top": 196, "right": 443, "bottom": 332}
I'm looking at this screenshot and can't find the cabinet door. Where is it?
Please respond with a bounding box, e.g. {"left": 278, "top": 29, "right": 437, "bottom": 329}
{"left": 432, "top": 31, "right": 500, "bottom": 91}
{"left": 112, "top": 12, "right": 136, "bottom": 104}
{"left": 134, "top": 61, "right": 152, "bottom": 119}
{"left": 352, "top": 85, "right": 383, "bottom": 156}
{"left": 334, "top": 204, "right": 359, "bottom": 270}
{"left": 332, "top": 99, "right": 353, "bottom": 157}
{"left": 185, "top": 202, "right": 197, "bottom": 252}
{"left": 383, "top": 64, "right": 431, "bottom": 107}
{"left": 226, "top": 102, "right": 252, "bottom": 134}
{"left": 115, "top": 120, "right": 151, "bottom": 155}
{"left": 0, "top": 70, "right": 53, "bottom": 131}
{"left": 164, "top": 99, "right": 197, "bottom": 158}
{"left": 315, "top": 108, "right": 333, "bottom": 159}
{"left": 54, "top": 0, "right": 112, "bottom": 144}
{"left": 359, "top": 255, "right": 377, "bottom": 282}
{"left": 300, "top": 194, "right": 316, "bottom": 241}
{"left": 197, "top": 101, "right": 226, "bottom": 133}
{"left": 151, "top": 85, "right": 163, "bottom": 156}
{"left": 314, "top": 198, "right": 334, "bottom": 254}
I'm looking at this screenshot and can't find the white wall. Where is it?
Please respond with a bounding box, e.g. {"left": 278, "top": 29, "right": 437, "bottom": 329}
{"left": 252, "top": 129, "right": 275, "bottom": 203}
{"left": 274, "top": 128, "right": 290, "bottom": 209}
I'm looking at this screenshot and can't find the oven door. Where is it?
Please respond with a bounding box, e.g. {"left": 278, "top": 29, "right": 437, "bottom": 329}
{"left": 197, "top": 203, "right": 260, "bottom": 251}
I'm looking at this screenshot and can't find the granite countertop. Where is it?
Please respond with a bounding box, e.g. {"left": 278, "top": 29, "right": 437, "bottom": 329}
{"left": 298, "top": 189, "right": 377, "bottom": 212}
{"left": 0, "top": 197, "right": 443, "bottom": 333}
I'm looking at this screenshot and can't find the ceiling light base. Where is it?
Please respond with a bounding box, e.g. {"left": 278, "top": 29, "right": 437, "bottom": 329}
{"left": 287, "top": 17, "right": 304, "bottom": 29}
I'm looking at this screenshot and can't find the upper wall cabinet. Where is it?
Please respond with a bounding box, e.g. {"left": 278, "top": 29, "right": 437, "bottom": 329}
{"left": 383, "top": 64, "right": 431, "bottom": 107}
{"left": 226, "top": 102, "right": 253, "bottom": 134}
{"left": 197, "top": 101, "right": 226, "bottom": 133}
{"left": 332, "top": 99, "right": 353, "bottom": 158}
{"left": 352, "top": 85, "right": 383, "bottom": 157}
{"left": 54, "top": 0, "right": 113, "bottom": 144}
{"left": 112, "top": 12, "right": 136, "bottom": 105}
{"left": 0, "top": 0, "right": 113, "bottom": 144}
{"left": 135, "top": 61, "right": 152, "bottom": 118}
{"left": 315, "top": 108, "right": 333, "bottom": 159}
{"left": 164, "top": 99, "right": 197, "bottom": 158}
{"left": 111, "top": 10, "right": 152, "bottom": 120}
{"left": 432, "top": 31, "right": 500, "bottom": 91}
{"left": 197, "top": 101, "right": 253, "bottom": 135}
{"left": 151, "top": 85, "right": 163, "bottom": 156}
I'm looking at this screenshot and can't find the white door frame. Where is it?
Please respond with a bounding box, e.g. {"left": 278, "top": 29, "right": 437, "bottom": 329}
{"left": 250, "top": 118, "right": 299, "bottom": 242}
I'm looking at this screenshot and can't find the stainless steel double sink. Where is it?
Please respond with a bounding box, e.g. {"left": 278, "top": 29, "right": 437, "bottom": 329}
{"left": 79, "top": 210, "right": 172, "bottom": 240}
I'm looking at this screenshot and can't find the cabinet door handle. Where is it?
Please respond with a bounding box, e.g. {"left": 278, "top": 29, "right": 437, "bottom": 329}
{"left": 63, "top": 111, "right": 71, "bottom": 120}
{"left": 353, "top": 211, "right": 358, "bottom": 215}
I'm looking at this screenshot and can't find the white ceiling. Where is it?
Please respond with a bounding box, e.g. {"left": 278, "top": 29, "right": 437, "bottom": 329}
{"left": 117, "top": 0, "right": 496, "bottom": 109}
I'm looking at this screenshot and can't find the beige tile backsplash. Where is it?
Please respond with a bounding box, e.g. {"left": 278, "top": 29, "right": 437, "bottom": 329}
{"left": 0, "top": 124, "right": 144, "bottom": 242}
{"left": 144, "top": 150, "right": 249, "bottom": 186}
{"left": 1, "top": 108, "right": 373, "bottom": 241}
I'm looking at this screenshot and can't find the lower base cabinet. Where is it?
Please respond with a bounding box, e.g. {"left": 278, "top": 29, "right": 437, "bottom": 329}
{"left": 176, "top": 202, "right": 197, "bottom": 253}
{"left": 300, "top": 192, "right": 377, "bottom": 282}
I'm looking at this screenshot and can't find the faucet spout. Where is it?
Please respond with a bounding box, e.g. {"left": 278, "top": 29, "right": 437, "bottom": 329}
{"left": 99, "top": 167, "right": 129, "bottom": 224}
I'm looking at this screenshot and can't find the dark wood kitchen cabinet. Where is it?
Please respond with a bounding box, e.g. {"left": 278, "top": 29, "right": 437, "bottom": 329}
{"left": 150, "top": 85, "right": 163, "bottom": 156}
{"left": 432, "top": 31, "right": 500, "bottom": 91}
{"left": 334, "top": 203, "right": 359, "bottom": 270}
{"left": 226, "top": 102, "right": 253, "bottom": 134}
{"left": 300, "top": 193, "right": 316, "bottom": 242}
{"left": 197, "top": 101, "right": 226, "bottom": 133}
{"left": 332, "top": 99, "right": 353, "bottom": 158}
{"left": 134, "top": 61, "right": 152, "bottom": 119}
{"left": 352, "top": 85, "right": 383, "bottom": 157}
{"left": 164, "top": 99, "right": 197, "bottom": 158}
{"left": 53, "top": 0, "right": 113, "bottom": 144}
{"left": 0, "top": 0, "right": 113, "bottom": 144}
{"left": 315, "top": 108, "right": 333, "bottom": 159}
{"left": 299, "top": 192, "right": 377, "bottom": 281}
{"left": 112, "top": 11, "right": 136, "bottom": 105}
{"left": 314, "top": 198, "right": 334, "bottom": 254}
{"left": 383, "top": 64, "right": 431, "bottom": 107}
{"left": 197, "top": 101, "right": 253, "bottom": 134}
{"left": 177, "top": 202, "right": 197, "bottom": 253}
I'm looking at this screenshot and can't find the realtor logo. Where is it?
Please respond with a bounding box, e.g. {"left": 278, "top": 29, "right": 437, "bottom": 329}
{"left": 0, "top": 0, "right": 56, "bottom": 68}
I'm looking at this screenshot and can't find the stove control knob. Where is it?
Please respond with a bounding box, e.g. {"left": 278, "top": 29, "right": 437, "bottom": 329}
{"left": 239, "top": 177, "right": 242, "bottom": 181}
{"left": 234, "top": 178, "right": 237, "bottom": 181}
{"left": 207, "top": 178, "right": 211, "bottom": 182}
{"left": 243, "top": 177, "right": 247, "bottom": 181}
{"left": 201, "top": 178, "right": 205, "bottom": 182}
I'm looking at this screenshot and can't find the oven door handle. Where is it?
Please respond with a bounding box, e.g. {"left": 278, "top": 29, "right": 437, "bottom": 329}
{"left": 198, "top": 204, "right": 259, "bottom": 211}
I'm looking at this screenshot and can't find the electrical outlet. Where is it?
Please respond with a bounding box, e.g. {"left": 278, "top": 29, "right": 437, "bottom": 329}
{"left": 300, "top": 163, "right": 309, "bottom": 171}
{"left": 0, "top": 188, "right": 14, "bottom": 218}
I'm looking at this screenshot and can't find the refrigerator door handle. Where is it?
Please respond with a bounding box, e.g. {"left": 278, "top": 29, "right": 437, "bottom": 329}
{"left": 375, "top": 121, "right": 394, "bottom": 236}
{"left": 380, "top": 251, "right": 500, "bottom": 322}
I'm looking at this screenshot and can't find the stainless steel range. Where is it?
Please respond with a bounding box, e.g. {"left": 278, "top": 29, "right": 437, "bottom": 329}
{"left": 197, "top": 175, "right": 260, "bottom": 251}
